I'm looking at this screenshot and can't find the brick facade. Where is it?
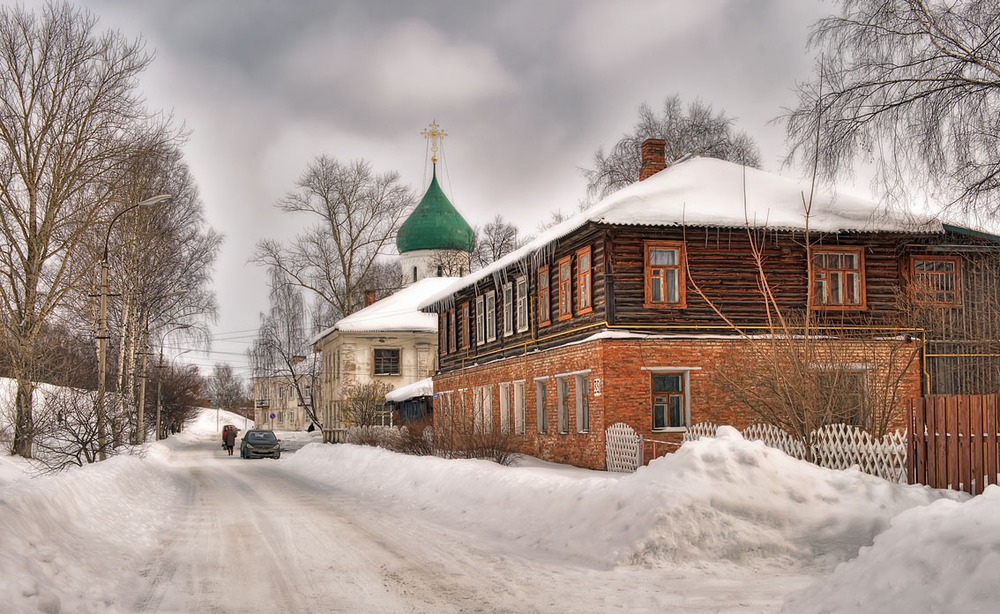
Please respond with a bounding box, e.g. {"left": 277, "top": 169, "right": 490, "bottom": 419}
{"left": 433, "top": 335, "right": 921, "bottom": 470}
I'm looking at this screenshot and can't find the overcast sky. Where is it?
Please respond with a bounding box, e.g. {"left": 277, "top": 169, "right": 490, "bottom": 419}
{"left": 60, "top": 0, "right": 834, "bottom": 377}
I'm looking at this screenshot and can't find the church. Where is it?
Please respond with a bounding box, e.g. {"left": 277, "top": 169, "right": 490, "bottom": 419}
{"left": 310, "top": 122, "right": 474, "bottom": 437}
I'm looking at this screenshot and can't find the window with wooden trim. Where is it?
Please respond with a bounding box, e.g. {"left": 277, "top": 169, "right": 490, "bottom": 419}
{"left": 536, "top": 379, "right": 547, "bottom": 434}
{"left": 556, "top": 376, "right": 570, "bottom": 433}
{"left": 461, "top": 302, "right": 470, "bottom": 349}
{"left": 538, "top": 266, "right": 551, "bottom": 327}
{"left": 499, "top": 382, "right": 511, "bottom": 434}
{"left": 577, "top": 246, "right": 592, "bottom": 314}
{"left": 439, "top": 313, "right": 447, "bottom": 353}
{"left": 644, "top": 241, "right": 686, "bottom": 308}
{"left": 651, "top": 372, "right": 688, "bottom": 430}
{"left": 910, "top": 255, "right": 960, "bottom": 306}
{"left": 516, "top": 276, "right": 529, "bottom": 332}
{"left": 373, "top": 348, "right": 400, "bottom": 376}
{"left": 513, "top": 380, "right": 526, "bottom": 435}
{"left": 575, "top": 373, "right": 589, "bottom": 433}
{"left": 486, "top": 290, "right": 497, "bottom": 342}
{"left": 811, "top": 247, "right": 866, "bottom": 309}
{"left": 473, "top": 385, "right": 493, "bottom": 433}
{"left": 558, "top": 256, "right": 573, "bottom": 320}
{"left": 448, "top": 308, "right": 457, "bottom": 354}
{"left": 476, "top": 295, "right": 485, "bottom": 345}
{"left": 816, "top": 368, "right": 868, "bottom": 428}
{"left": 503, "top": 282, "right": 514, "bottom": 337}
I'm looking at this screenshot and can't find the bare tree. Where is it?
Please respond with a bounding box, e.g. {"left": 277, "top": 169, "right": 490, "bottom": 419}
{"left": 248, "top": 269, "right": 321, "bottom": 428}
{"left": 472, "top": 215, "right": 523, "bottom": 270}
{"left": 583, "top": 95, "right": 761, "bottom": 202}
{"left": 107, "top": 143, "right": 220, "bottom": 445}
{"left": 0, "top": 3, "right": 172, "bottom": 458}
{"left": 343, "top": 381, "right": 394, "bottom": 427}
{"left": 208, "top": 363, "right": 246, "bottom": 412}
{"left": 253, "top": 156, "right": 415, "bottom": 321}
{"left": 784, "top": 0, "right": 1000, "bottom": 217}
{"left": 149, "top": 361, "right": 204, "bottom": 436}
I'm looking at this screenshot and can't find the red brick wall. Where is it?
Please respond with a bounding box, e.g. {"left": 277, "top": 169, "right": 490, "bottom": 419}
{"left": 432, "top": 336, "right": 921, "bottom": 470}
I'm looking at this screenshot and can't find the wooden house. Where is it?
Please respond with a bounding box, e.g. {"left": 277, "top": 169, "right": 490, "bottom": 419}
{"left": 420, "top": 139, "right": 1000, "bottom": 470}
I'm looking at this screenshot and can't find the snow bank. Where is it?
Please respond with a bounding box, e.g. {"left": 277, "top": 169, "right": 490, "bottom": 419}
{"left": 783, "top": 485, "right": 1000, "bottom": 613}
{"left": 0, "top": 455, "right": 179, "bottom": 613}
{"left": 282, "top": 427, "right": 958, "bottom": 569}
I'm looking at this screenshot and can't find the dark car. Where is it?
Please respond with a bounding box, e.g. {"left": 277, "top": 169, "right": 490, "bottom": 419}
{"left": 240, "top": 429, "right": 281, "bottom": 459}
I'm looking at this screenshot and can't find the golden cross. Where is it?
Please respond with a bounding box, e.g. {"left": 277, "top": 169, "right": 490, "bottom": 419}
{"left": 421, "top": 120, "right": 447, "bottom": 165}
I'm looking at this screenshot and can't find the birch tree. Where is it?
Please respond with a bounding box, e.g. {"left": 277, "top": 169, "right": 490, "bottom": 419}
{"left": 784, "top": 0, "right": 1000, "bottom": 217}
{"left": 0, "top": 2, "right": 170, "bottom": 457}
{"left": 248, "top": 268, "right": 321, "bottom": 428}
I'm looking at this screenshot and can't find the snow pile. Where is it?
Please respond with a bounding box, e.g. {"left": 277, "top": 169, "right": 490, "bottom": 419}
{"left": 1, "top": 409, "right": 996, "bottom": 612}
{"left": 0, "top": 455, "right": 179, "bottom": 613}
{"left": 783, "top": 486, "right": 1000, "bottom": 613}
{"left": 283, "top": 426, "right": 958, "bottom": 569}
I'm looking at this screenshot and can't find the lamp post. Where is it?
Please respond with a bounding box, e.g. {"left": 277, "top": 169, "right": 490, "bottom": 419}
{"left": 95, "top": 194, "right": 171, "bottom": 460}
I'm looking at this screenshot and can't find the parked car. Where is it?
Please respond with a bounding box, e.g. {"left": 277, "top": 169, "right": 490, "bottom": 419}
{"left": 240, "top": 429, "right": 281, "bottom": 459}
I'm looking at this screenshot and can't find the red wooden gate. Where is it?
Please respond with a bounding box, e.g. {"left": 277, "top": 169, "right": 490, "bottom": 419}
{"left": 908, "top": 395, "right": 1000, "bottom": 495}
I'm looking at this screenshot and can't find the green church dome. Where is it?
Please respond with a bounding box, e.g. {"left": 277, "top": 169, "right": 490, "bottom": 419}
{"left": 397, "top": 166, "right": 475, "bottom": 253}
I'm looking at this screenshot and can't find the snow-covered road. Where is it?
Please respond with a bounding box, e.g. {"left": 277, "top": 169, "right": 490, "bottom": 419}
{"left": 117, "top": 432, "right": 806, "bottom": 613}
{"left": 4, "top": 407, "right": 990, "bottom": 613}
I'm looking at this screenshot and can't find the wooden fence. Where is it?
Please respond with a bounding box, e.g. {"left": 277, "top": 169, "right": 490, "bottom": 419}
{"left": 908, "top": 395, "right": 1000, "bottom": 495}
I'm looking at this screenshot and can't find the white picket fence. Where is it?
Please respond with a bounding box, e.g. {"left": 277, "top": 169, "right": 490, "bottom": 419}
{"left": 683, "top": 422, "right": 908, "bottom": 483}
{"left": 605, "top": 421, "right": 908, "bottom": 482}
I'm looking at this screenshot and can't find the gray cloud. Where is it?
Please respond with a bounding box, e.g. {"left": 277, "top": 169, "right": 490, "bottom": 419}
{"left": 66, "top": 0, "right": 833, "bottom": 374}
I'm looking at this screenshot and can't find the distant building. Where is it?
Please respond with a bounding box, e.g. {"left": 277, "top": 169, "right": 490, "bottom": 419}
{"left": 250, "top": 369, "right": 313, "bottom": 431}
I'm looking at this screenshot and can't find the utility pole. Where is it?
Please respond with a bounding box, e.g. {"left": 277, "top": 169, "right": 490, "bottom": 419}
{"left": 95, "top": 194, "right": 171, "bottom": 460}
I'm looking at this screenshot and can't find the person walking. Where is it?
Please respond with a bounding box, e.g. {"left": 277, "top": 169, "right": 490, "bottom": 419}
{"left": 223, "top": 427, "right": 237, "bottom": 456}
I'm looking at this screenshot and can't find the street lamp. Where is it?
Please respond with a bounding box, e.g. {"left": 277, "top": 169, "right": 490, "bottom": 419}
{"left": 95, "top": 194, "right": 172, "bottom": 460}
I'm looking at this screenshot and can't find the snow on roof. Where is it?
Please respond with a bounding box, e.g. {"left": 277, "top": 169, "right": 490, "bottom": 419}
{"left": 420, "top": 156, "right": 944, "bottom": 309}
{"left": 385, "top": 377, "right": 433, "bottom": 403}
{"left": 312, "top": 277, "right": 457, "bottom": 344}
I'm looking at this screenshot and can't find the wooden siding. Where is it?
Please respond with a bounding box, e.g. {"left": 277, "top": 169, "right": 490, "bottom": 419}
{"left": 434, "top": 221, "right": 1000, "bottom": 389}
{"left": 437, "top": 224, "right": 609, "bottom": 372}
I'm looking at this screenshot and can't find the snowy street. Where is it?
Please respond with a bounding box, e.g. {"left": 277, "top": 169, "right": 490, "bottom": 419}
{"left": 2, "top": 407, "right": 998, "bottom": 613}
{"left": 116, "top": 424, "right": 808, "bottom": 613}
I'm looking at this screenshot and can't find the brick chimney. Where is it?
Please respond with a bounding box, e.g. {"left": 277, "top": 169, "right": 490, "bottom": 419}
{"left": 639, "top": 138, "right": 666, "bottom": 181}
{"left": 364, "top": 289, "right": 377, "bottom": 306}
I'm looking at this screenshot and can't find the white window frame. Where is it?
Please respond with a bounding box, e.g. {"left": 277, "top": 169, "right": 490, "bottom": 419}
{"left": 535, "top": 378, "right": 547, "bottom": 434}
{"left": 516, "top": 276, "right": 529, "bottom": 333}
{"left": 499, "top": 382, "right": 511, "bottom": 434}
{"left": 575, "top": 373, "right": 589, "bottom": 433}
{"left": 513, "top": 380, "right": 525, "bottom": 435}
{"left": 503, "top": 282, "right": 514, "bottom": 337}
{"left": 643, "top": 366, "right": 697, "bottom": 432}
{"left": 473, "top": 386, "right": 484, "bottom": 433}
{"left": 485, "top": 290, "right": 497, "bottom": 342}
{"left": 476, "top": 295, "right": 485, "bottom": 346}
{"left": 556, "top": 376, "right": 570, "bottom": 434}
